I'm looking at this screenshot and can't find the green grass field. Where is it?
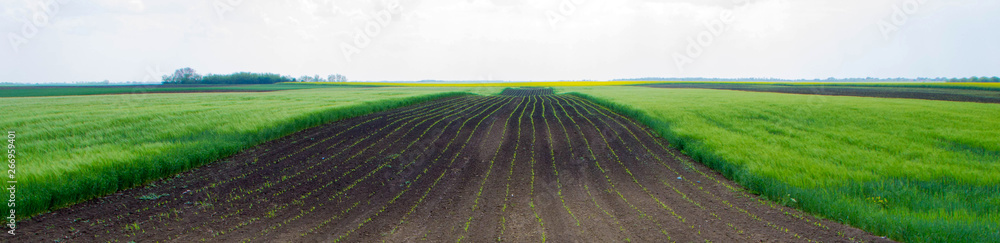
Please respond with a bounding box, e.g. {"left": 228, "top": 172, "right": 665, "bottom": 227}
{"left": 0, "top": 86, "right": 502, "bottom": 219}
{"left": 563, "top": 86, "right": 999, "bottom": 242}
{"left": 0, "top": 84, "right": 331, "bottom": 97}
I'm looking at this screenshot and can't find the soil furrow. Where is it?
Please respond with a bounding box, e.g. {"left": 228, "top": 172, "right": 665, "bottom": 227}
{"left": 16, "top": 92, "right": 891, "bottom": 243}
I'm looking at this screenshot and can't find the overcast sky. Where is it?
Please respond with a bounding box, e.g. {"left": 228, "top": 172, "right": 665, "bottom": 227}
{"left": 1, "top": 0, "right": 998, "bottom": 83}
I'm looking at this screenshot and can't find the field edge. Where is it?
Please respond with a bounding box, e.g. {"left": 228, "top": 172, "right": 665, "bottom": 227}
{"left": 14, "top": 91, "right": 477, "bottom": 220}
{"left": 561, "top": 91, "right": 993, "bottom": 243}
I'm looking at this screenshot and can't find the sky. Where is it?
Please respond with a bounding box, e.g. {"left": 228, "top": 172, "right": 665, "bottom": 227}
{"left": 1, "top": 0, "right": 998, "bottom": 83}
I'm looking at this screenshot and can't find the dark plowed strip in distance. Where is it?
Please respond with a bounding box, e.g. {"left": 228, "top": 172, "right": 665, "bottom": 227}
{"left": 501, "top": 88, "right": 555, "bottom": 96}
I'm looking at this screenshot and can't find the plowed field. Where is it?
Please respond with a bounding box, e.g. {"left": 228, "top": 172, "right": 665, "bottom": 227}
{"left": 19, "top": 92, "right": 889, "bottom": 242}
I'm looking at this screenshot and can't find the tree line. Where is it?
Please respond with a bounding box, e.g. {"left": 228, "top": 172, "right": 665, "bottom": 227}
{"left": 947, "top": 76, "right": 1000, "bottom": 83}
{"left": 162, "top": 67, "right": 348, "bottom": 85}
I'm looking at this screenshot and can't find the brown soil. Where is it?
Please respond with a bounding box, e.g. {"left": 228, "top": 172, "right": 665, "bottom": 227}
{"left": 15, "top": 93, "right": 893, "bottom": 242}
{"left": 502, "top": 88, "right": 554, "bottom": 96}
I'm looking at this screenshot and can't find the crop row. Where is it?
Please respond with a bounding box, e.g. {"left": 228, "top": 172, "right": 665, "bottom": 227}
{"left": 540, "top": 95, "right": 581, "bottom": 229}
{"left": 457, "top": 97, "right": 525, "bottom": 241}
{"left": 565, "top": 95, "right": 835, "bottom": 241}
{"left": 561, "top": 95, "right": 832, "bottom": 242}
{"left": 233, "top": 96, "right": 502, "bottom": 242}
{"left": 498, "top": 95, "right": 531, "bottom": 239}
{"left": 547, "top": 96, "right": 631, "bottom": 239}
{"left": 229, "top": 96, "right": 502, "bottom": 241}
{"left": 565, "top": 95, "right": 783, "bottom": 240}
{"left": 303, "top": 97, "right": 505, "bottom": 237}
{"left": 550, "top": 95, "right": 676, "bottom": 240}
{"left": 103, "top": 96, "right": 468, "bottom": 240}
{"left": 115, "top": 96, "right": 491, "bottom": 241}
{"left": 215, "top": 97, "right": 485, "bottom": 236}
{"left": 329, "top": 96, "right": 516, "bottom": 242}
{"left": 526, "top": 96, "right": 548, "bottom": 242}
{"left": 300, "top": 97, "right": 501, "bottom": 238}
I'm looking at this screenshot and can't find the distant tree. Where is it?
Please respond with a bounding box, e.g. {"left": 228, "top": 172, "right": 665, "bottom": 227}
{"left": 326, "top": 74, "right": 347, "bottom": 82}
{"left": 201, "top": 72, "right": 291, "bottom": 84}
{"left": 162, "top": 67, "right": 202, "bottom": 84}
{"left": 992, "top": 76, "right": 1000, "bottom": 82}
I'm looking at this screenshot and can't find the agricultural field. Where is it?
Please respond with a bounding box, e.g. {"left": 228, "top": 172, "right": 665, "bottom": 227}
{"left": 639, "top": 83, "right": 1000, "bottom": 104}
{"left": 0, "top": 86, "right": 503, "bottom": 220}
{"left": 6, "top": 84, "right": 997, "bottom": 242}
{"left": 15, "top": 89, "right": 888, "bottom": 242}
{"left": 563, "top": 86, "right": 1000, "bottom": 242}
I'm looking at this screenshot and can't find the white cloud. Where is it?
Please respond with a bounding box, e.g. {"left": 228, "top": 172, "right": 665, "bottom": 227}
{"left": 0, "top": 0, "right": 998, "bottom": 83}
{"left": 96, "top": 0, "right": 144, "bottom": 13}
